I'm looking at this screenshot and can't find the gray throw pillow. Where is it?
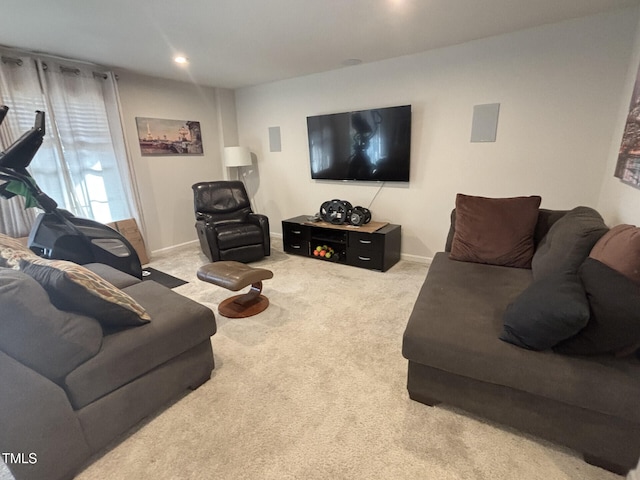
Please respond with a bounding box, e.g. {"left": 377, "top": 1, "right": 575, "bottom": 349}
{"left": 500, "top": 273, "right": 590, "bottom": 351}
{"left": 554, "top": 258, "right": 640, "bottom": 356}
{"left": 531, "top": 206, "right": 608, "bottom": 280}
{"left": 0, "top": 268, "right": 103, "bottom": 382}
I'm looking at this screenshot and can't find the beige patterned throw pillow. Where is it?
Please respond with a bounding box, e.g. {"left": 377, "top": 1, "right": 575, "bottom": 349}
{"left": 20, "top": 257, "right": 151, "bottom": 328}
{"left": 0, "top": 233, "right": 38, "bottom": 268}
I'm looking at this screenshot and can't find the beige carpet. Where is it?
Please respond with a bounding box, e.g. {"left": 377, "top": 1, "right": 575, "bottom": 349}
{"left": 73, "top": 243, "right": 620, "bottom": 480}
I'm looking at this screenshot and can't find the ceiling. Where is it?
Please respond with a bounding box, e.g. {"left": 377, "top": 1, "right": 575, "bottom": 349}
{"left": 1, "top": 0, "right": 639, "bottom": 89}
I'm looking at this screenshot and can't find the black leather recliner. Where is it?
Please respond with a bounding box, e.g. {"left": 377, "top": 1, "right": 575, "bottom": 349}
{"left": 192, "top": 181, "right": 270, "bottom": 263}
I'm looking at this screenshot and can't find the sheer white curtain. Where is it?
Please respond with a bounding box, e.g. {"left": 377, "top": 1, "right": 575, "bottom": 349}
{"left": 0, "top": 50, "right": 142, "bottom": 237}
{"left": 0, "top": 54, "right": 43, "bottom": 236}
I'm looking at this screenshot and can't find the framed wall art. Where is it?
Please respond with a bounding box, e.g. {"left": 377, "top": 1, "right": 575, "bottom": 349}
{"left": 615, "top": 62, "right": 640, "bottom": 189}
{"left": 135, "top": 117, "right": 203, "bottom": 156}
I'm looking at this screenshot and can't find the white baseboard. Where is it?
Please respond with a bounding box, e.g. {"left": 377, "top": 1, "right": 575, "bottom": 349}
{"left": 169, "top": 232, "right": 433, "bottom": 266}
{"left": 150, "top": 239, "right": 199, "bottom": 256}
{"left": 401, "top": 253, "right": 432, "bottom": 266}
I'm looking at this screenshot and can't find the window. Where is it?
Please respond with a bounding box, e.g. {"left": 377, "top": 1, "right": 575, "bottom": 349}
{"left": 0, "top": 51, "right": 137, "bottom": 236}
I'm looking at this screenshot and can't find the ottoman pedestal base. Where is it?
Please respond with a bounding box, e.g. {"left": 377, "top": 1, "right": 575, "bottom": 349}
{"left": 197, "top": 261, "right": 273, "bottom": 318}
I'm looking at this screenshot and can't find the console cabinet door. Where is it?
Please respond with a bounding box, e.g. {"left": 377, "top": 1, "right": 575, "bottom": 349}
{"left": 346, "top": 232, "right": 384, "bottom": 270}
{"left": 282, "top": 222, "right": 309, "bottom": 255}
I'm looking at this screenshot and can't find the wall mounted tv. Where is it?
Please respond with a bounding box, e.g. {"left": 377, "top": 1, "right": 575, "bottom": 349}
{"left": 307, "top": 104, "right": 411, "bottom": 182}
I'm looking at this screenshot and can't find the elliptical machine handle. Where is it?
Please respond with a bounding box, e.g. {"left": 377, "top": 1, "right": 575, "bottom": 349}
{"left": 0, "top": 106, "right": 8, "bottom": 126}
{"left": 34, "top": 110, "right": 45, "bottom": 135}
{"left": 36, "top": 193, "right": 58, "bottom": 212}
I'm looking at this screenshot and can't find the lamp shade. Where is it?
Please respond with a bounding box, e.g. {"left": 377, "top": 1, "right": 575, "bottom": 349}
{"left": 224, "top": 146, "right": 252, "bottom": 167}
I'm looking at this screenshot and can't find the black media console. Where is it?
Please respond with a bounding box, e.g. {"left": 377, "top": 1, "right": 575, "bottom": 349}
{"left": 281, "top": 215, "right": 401, "bottom": 272}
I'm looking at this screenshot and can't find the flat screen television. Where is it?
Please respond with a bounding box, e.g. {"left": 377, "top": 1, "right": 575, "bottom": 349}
{"left": 307, "top": 105, "right": 411, "bottom": 182}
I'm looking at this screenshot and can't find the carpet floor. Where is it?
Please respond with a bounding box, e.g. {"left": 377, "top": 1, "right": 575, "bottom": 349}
{"left": 73, "top": 243, "right": 621, "bottom": 480}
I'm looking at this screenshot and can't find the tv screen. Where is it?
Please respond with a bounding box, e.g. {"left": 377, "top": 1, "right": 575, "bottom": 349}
{"left": 307, "top": 105, "right": 411, "bottom": 182}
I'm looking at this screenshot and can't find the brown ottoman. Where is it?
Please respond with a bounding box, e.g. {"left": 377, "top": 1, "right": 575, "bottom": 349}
{"left": 197, "top": 261, "right": 273, "bottom": 318}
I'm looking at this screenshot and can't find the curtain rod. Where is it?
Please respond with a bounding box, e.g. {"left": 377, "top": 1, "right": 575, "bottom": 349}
{"left": 1, "top": 56, "right": 109, "bottom": 80}
{"left": 1, "top": 56, "right": 23, "bottom": 66}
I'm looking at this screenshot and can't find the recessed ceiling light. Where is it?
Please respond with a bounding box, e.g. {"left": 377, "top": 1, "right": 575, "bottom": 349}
{"left": 174, "top": 56, "right": 189, "bottom": 65}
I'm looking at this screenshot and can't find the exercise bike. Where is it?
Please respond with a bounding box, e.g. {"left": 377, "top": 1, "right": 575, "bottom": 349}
{"left": 0, "top": 106, "right": 142, "bottom": 278}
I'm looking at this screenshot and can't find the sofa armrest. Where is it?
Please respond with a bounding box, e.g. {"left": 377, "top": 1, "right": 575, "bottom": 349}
{"left": 0, "top": 350, "right": 90, "bottom": 480}
{"left": 444, "top": 209, "right": 456, "bottom": 252}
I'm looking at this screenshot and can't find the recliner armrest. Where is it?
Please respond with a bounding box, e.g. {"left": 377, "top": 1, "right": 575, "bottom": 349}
{"left": 195, "top": 211, "right": 214, "bottom": 222}
{"left": 247, "top": 214, "right": 270, "bottom": 256}
{"left": 246, "top": 213, "right": 269, "bottom": 228}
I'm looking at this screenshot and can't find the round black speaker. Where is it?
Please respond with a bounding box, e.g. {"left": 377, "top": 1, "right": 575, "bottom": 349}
{"left": 326, "top": 199, "right": 349, "bottom": 224}
{"left": 350, "top": 206, "right": 371, "bottom": 226}
{"left": 320, "top": 199, "right": 353, "bottom": 224}
{"left": 363, "top": 207, "right": 371, "bottom": 224}
{"left": 341, "top": 200, "right": 353, "bottom": 218}
{"left": 319, "top": 200, "right": 333, "bottom": 221}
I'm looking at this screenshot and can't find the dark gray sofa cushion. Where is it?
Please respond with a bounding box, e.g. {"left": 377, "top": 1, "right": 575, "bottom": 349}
{"left": 0, "top": 268, "right": 103, "bottom": 382}
{"left": 500, "top": 273, "right": 590, "bottom": 350}
{"left": 83, "top": 263, "right": 142, "bottom": 289}
{"left": 404, "top": 253, "right": 532, "bottom": 367}
{"left": 64, "top": 280, "right": 216, "bottom": 409}
{"left": 76, "top": 340, "right": 214, "bottom": 452}
{"left": 531, "top": 206, "right": 608, "bottom": 280}
{"left": 402, "top": 252, "right": 640, "bottom": 423}
{"left": 0, "top": 349, "right": 92, "bottom": 480}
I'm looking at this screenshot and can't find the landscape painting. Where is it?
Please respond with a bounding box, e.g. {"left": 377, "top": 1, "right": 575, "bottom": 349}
{"left": 136, "top": 117, "right": 203, "bottom": 156}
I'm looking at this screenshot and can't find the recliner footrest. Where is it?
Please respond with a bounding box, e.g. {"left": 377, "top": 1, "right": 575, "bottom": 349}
{"left": 197, "top": 261, "right": 273, "bottom": 291}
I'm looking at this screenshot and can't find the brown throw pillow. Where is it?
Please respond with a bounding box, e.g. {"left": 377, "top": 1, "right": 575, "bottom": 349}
{"left": 449, "top": 194, "right": 541, "bottom": 268}
{"left": 590, "top": 224, "right": 640, "bottom": 285}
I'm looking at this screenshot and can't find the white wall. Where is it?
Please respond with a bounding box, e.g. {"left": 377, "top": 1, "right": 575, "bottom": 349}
{"left": 115, "top": 72, "right": 225, "bottom": 253}
{"left": 597, "top": 12, "right": 640, "bottom": 225}
{"left": 235, "top": 7, "right": 639, "bottom": 261}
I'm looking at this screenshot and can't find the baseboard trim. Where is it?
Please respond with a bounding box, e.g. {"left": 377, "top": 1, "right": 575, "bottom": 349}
{"left": 150, "top": 239, "right": 199, "bottom": 256}
{"left": 169, "top": 231, "right": 432, "bottom": 266}
{"left": 401, "top": 253, "right": 432, "bottom": 265}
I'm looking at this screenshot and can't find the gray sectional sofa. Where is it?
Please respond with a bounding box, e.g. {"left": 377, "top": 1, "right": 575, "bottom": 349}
{"left": 402, "top": 197, "right": 640, "bottom": 475}
{"left": 0, "top": 256, "right": 216, "bottom": 480}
